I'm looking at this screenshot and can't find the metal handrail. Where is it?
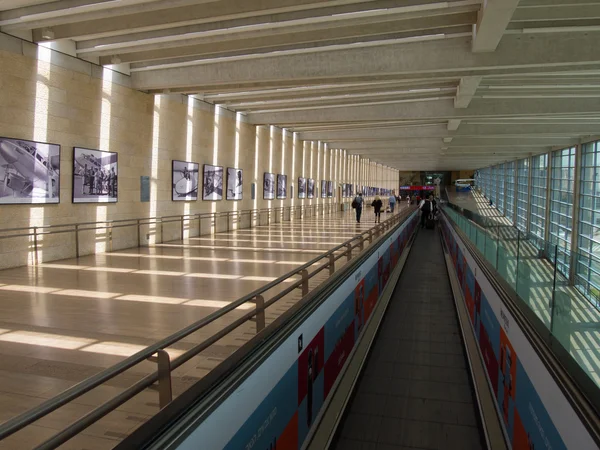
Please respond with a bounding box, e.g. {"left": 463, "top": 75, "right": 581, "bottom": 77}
{"left": 0, "top": 206, "right": 413, "bottom": 448}
{"left": 0, "top": 202, "right": 341, "bottom": 266}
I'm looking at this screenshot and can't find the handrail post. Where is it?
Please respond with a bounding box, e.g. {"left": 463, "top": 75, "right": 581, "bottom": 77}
{"left": 328, "top": 253, "right": 335, "bottom": 276}
{"left": 137, "top": 219, "right": 141, "bottom": 247}
{"left": 359, "top": 235, "right": 365, "bottom": 251}
{"left": 252, "top": 295, "right": 266, "bottom": 332}
{"left": 33, "top": 227, "right": 38, "bottom": 265}
{"left": 227, "top": 212, "right": 231, "bottom": 232}
{"left": 148, "top": 349, "right": 172, "bottom": 409}
{"left": 213, "top": 212, "right": 216, "bottom": 235}
{"left": 346, "top": 243, "right": 352, "bottom": 262}
{"left": 160, "top": 219, "right": 164, "bottom": 244}
{"left": 368, "top": 230, "right": 373, "bottom": 243}
{"left": 180, "top": 215, "right": 184, "bottom": 240}
{"left": 109, "top": 223, "right": 113, "bottom": 252}
{"left": 300, "top": 269, "right": 309, "bottom": 296}
{"left": 75, "top": 224, "right": 80, "bottom": 258}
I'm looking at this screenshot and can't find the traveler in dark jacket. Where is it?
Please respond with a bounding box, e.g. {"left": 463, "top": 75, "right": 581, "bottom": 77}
{"left": 419, "top": 194, "right": 437, "bottom": 228}
{"left": 372, "top": 195, "right": 383, "bottom": 223}
{"left": 353, "top": 193, "right": 364, "bottom": 223}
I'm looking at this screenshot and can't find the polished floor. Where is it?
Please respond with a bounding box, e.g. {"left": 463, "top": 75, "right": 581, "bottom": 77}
{"left": 0, "top": 204, "right": 407, "bottom": 449}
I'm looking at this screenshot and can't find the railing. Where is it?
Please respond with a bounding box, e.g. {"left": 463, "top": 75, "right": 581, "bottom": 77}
{"left": 442, "top": 204, "right": 600, "bottom": 395}
{"left": 0, "top": 206, "right": 414, "bottom": 449}
{"left": 0, "top": 202, "right": 340, "bottom": 268}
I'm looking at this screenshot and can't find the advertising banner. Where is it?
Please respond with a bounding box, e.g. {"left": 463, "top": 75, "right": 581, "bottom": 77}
{"left": 440, "top": 215, "right": 596, "bottom": 450}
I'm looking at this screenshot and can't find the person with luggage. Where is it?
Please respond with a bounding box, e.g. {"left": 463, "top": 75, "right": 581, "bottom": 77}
{"left": 419, "top": 194, "right": 437, "bottom": 229}
{"left": 351, "top": 193, "right": 364, "bottom": 223}
{"left": 372, "top": 195, "right": 383, "bottom": 223}
{"left": 388, "top": 193, "right": 396, "bottom": 213}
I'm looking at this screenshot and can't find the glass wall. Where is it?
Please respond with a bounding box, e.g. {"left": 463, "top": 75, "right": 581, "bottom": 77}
{"left": 489, "top": 165, "right": 497, "bottom": 206}
{"left": 516, "top": 158, "right": 529, "bottom": 232}
{"left": 497, "top": 163, "right": 505, "bottom": 215}
{"left": 577, "top": 140, "right": 600, "bottom": 304}
{"left": 549, "top": 147, "right": 576, "bottom": 275}
{"left": 505, "top": 161, "right": 516, "bottom": 223}
{"left": 530, "top": 154, "right": 548, "bottom": 239}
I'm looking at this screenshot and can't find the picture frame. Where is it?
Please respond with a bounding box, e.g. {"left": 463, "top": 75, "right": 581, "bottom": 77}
{"left": 321, "top": 180, "right": 327, "bottom": 198}
{"left": 298, "top": 177, "right": 307, "bottom": 199}
{"left": 172, "top": 160, "right": 199, "bottom": 202}
{"left": 307, "top": 178, "right": 315, "bottom": 199}
{"left": 277, "top": 174, "right": 287, "bottom": 199}
{"left": 226, "top": 167, "right": 243, "bottom": 201}
{"left": 263, "top": 172, "right": 275, "bottom": 200}
{"left": 73, "top": 147, "right": 117, "bottom": 204}
{"left": 203, "top": 164, "right": 224, "bottom": 201}
{"left": 0, "top": 136, "right": 61, "bottom": 205}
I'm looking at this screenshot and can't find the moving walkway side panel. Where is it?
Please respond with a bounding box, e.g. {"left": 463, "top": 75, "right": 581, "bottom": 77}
{"left": 439, "top": 213, "right": 599, "bottom": 450}
{"left": 122, "top": 212, "right": 420, "bottom": 450}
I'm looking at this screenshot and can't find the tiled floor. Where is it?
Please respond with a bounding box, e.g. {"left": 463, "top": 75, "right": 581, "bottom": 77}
{"left": 0, "top": 205, "right": 408, "bottom": 449}
{"left": 333, "top": 229, "right": 483, "bottom": 450}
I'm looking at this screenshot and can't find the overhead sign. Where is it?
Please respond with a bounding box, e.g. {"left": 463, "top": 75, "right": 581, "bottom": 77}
{"left": 399, "top": 185, "right": 435, "bottom": 191}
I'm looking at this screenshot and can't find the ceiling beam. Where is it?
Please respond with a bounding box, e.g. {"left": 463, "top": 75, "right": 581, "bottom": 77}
{"left": 454, "top": 76, "right": 482, "bottom": 107}
{"left": 26, "top": 0, "right": 408, "bottom": 40}
{"left": 80, "top": 8, "right": 478, "bottom": 58}
{"left": 130, "top": 33, "right": 600, "bottom": 91}
{"left": 245, "top": 97, "right": 600, "bottom": 125}
{"left": 472, "top": 0, "right": 521, "bottom": 52}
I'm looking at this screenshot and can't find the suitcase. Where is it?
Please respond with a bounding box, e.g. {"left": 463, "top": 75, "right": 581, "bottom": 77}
{"left": 425, "top": 216, "right": 435, "bottom": 229}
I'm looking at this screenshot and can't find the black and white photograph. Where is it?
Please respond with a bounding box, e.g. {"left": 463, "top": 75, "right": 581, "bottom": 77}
{"left": 342, "top": 183, "right": 348, "bottom": 198}
{"left": 203, "top": 164, "right": 223, "bottom": 201}
{"left": 307, "top": 178, "right": 315, "bottom": 199}
{"left": 263, "top": 172, "right": 275, "bottom": 200}
{"left": 327, "top": 181, "right": 333, "bottom": 198}
{"left": 172, "top": 160, "right": 199, "bottom": 201}
{"left": 349, "top": 184, "right": 354, "bottom": 197}
{"left": 0, "top": 137, "right": 60, "bottom": 204}
{"left": 226, "top": 167, "right": 243, "bottom": 200}
{"left": 74, "top": 147, "right": 117, "bottom": 204}
{"left": 298, "top": 177, "right": 307, "bottom": 199}
{"left": 277, "top": 174, "right": 287, "bottom": 199}
{"left": 321, "top": 180, "right": 327, "bottom": 198}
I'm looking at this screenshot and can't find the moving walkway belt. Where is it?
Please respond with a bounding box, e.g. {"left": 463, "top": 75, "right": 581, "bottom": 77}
{"left": 331, "top": 229, "right": 485, "bottom": 449}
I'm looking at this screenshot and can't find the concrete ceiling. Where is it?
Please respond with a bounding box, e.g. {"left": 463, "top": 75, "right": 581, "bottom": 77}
{"left": 1, "top": 0, "right": 599, "bottom": 171}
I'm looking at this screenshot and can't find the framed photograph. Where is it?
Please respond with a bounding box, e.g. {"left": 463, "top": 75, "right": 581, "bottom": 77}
{"left": 277, "top": 174, "right": 287, "bottom": 199}
{"left": 226, "top": 167, "right": 243, "bottom": 200}
{"left": 298, "top": 177, "right": 306, "bottom": 199}
{"left": 307, "top": 178, "right": 315, "bottom": 199}
{"left": 327, "top": 181, "right": 333, "bottom": 198}
{"left": 172, "top": 160, "right": 199, "bottom": 201}
{"left": 263, "top": 172, "right": 275, "bottom": 200}
{"left": 349, "top": 184, "right": 354, "bottom": 197}
{"left": 203, "top": 164, "right": 223, "bottom": 201}
{"left": 73, "top": 147, "right": 117, "bottom": 204}
{"left": 0, "top": 137, "right": 60, "bottom": 204}
{"left": 321, "top": 180, "right": 327, "bottom": 198}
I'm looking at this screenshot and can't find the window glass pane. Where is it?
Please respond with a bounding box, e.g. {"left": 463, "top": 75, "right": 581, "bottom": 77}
{"left": 516, "top": 158, "right": 529, "bottom": 232}
{"left": 577, "top": 140, "right": 600, "bottom": 303}
{"left": 530, "top": 154, "right": 548, "bottom": 239}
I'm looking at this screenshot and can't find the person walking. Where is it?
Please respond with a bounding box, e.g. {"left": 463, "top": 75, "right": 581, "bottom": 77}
{"left": 372, "top": 195, "right": 383, "bottom": 223}
{"left": 388, "top": 193, "right": 397, "bottom": 213}
{"left": 419, "top": 194, "right": 437, "bottom": 229}
{"left": 352, "top": 192, "right": 364, "bottom": 223}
